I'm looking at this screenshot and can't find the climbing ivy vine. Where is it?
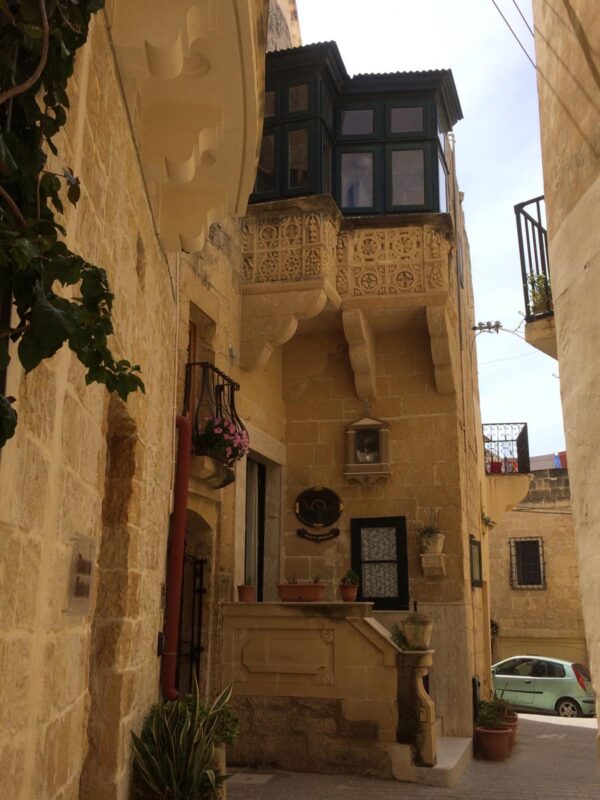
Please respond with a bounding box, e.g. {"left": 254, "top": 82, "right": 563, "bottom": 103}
{"left": 0, "top": 0, "right": 144, "bottom": 447}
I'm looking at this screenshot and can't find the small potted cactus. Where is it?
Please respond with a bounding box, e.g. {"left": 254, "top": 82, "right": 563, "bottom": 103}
{"left": 339, "top": 569, "right": 360, "bottom": 602}
{"left": 237, "top": 577, "right": 256, "bottom": 602}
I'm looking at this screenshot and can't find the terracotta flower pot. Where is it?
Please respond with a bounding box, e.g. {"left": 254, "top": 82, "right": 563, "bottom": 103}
{"left": 503, "top": 711, "right": 518, "bottom": 748}
{"left": 339, "top": 584, "right": 358, "bottom": 602}
{"left": 278, "top": 583, "right": 326, "bottom": 602}
{"left": 237, "top": 585, "right": 256, "bottom": 602}
{"left": 475, "top": 726, "right": 512, "bottom": 760}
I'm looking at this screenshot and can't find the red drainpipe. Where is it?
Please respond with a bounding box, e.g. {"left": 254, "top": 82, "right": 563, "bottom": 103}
{"left": 161, "top": 414, "right": 192, "bottom": 700}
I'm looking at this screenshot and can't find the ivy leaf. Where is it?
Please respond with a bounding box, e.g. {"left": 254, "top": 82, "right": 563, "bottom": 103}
{"left": 67, "top": 180, "right": 81, "bottom": 206}
{"left": 0, "top": 394, "right": 17, "bottom": 447}
{"left": 11, "top": 237, "right": 40, "bottom": 268}
{"left": 18, "top": 290, "right": 77, "bottom": 371}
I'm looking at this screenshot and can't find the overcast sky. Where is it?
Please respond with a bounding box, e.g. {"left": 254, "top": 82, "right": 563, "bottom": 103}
{"left": 296, "top": 0, "right": 565, "bottom": 456}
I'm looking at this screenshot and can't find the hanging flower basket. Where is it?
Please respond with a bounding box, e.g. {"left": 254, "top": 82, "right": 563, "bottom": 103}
{"left": 194, "top": 416, "right": 249, "bottom": 466}
{"left": 185, "top": 362, "right": 249, "bottom": 466}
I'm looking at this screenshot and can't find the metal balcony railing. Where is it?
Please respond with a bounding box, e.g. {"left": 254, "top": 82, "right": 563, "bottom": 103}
{"left": 483, "top": 423, "right": 530, "bottom": 475}
{"left": 514, "top": 196, "right": 552, "bottom": 321}
{"left": 183, "top": 362, "right": 249, "bottom": 465}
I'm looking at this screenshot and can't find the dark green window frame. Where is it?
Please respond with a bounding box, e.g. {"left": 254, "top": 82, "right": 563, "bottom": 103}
{"left": 385, "top": 142, "right": 435, "bottom": 213}
{"left": 351, "top": 516, "right": 409, "bottom": 611}
{"left": 284, "top": 121, "right": 316, "bottom": 194}
{"left": 336, "top": 102, "right": 384, "bottom": 140}
{"left": 385, "top": 99, "right": 434, "bottom": 139}
{"left": 337, "top": 144, "right": 383, "bottom": 214}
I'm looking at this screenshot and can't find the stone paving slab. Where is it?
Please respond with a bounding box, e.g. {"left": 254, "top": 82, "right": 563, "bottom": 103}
{"left": 228, "top": 715, "right": 599, "bottom": 800}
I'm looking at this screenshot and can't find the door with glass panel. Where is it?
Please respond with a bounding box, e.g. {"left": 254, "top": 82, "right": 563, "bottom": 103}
{"left": 245, "top": 458, "right": 266, "bottom": 600}
{"left": 351, "top": 516, "right": 408, "bottom": 610}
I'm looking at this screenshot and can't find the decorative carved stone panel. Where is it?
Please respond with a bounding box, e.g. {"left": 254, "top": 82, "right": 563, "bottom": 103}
{"left": 336, "top": 224, "right": 451, "bottom": 299}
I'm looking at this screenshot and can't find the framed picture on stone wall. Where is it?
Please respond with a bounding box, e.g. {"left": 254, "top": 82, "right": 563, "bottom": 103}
{"left": 470, "top": 536, "right": 483, "bottom": 588}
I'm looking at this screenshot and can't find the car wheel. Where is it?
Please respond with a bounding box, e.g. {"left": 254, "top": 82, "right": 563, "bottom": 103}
{"left": 555, "top": 698, "right": 582, "bottom": 718}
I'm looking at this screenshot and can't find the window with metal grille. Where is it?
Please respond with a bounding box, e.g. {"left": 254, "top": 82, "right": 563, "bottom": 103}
{"left": 509, "top": 537, "right": 545, "bottom": 589}
{"left": 351, "top": 516, "right": 408, "bottom": 610}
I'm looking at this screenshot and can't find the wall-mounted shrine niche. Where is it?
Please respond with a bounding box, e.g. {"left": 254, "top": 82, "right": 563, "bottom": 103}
{"left": 345, "top": 417, "right": 391, "bottom": 484}
{"left": 251, "top": 41, "right": 463, "bottom": 215}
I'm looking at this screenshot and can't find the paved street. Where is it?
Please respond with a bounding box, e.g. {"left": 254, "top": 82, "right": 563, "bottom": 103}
{"left": 228, "top": 715, "right": 599, "bottom": 799}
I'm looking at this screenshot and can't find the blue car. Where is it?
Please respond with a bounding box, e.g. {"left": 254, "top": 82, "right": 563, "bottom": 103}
{"left": 492, "top": 656, "right": 596, "bottom": 718}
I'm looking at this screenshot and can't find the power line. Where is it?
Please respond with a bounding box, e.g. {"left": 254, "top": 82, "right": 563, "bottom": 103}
{"left": 489, "top": 0, "right": 537, "bottom": 69}
{"left": 479, "top": 352, "right": 537, "bottom": 366}
{"left": 511, "top": 0, "right": 535, "bottom": 38}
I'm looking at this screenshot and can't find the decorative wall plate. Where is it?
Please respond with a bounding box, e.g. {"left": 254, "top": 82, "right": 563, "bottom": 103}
{"left": 294, "top": 487, "right": 343, "bottom": 529}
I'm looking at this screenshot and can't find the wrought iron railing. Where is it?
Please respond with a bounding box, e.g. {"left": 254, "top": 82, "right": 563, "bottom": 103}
{"left": 483, "top": 422, "right": 530, "bottom": 474}
{"left": 183, "top": 362, "right": 249, "bottom": 465}
{"left": 514, "top": 196, "right": 552, "bottom": 321}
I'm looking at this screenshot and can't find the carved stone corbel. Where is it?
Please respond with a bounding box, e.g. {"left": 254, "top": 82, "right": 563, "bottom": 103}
{"left": 240, "top": 287, "right": 329, "bottom": 371}
{"left": 342, "top": 308, "right": 377, "bottom": 400}
{"left": 426, "top": 305, "right": 458, "bottom": 394}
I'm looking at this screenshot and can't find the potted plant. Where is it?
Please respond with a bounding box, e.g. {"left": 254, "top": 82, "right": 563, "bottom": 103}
{"left": 401, "top": 612, "right": 433, "bottom": 650}
{"left": 418, "top": 525, "right": 445, "bottom": 555}
{"left": 237, "top": 577, "right": 256, "bottom": 602}
{"left": 475, "top": 701, "right": 512, "bottom": 761}
{"left": 491, "top": 689, "right": 518, "bottom": 748}
{"left": 277, "top": 575, "right": 326, "bottom": 602}
{"left": 339, "top": 569, "right": 360, "bottom": 601}
{"left": 527, "top": 274, "right": 552, "bottom": 314}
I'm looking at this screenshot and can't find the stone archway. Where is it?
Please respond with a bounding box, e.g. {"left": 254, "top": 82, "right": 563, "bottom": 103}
{"left": 80, "top": 396, "right": 140, "bottom": 799}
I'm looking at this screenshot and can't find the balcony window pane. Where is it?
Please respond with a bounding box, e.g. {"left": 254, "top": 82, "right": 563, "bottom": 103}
{"left": 323, "top": 139, "right": 332, "bottom": 194}
{"left": 289, "top": 84, "right": 308, "bottom": 113}
{"left": 289, "top": 129, "right": 309, "bottom": 188}
{"left": 391, "top": 149, "right": 424, "bottom": 206}
{"left": 256, "top": 134, "right": 275, "bottom": 193}
{"left": 265, "top": 90, "right": 276, "bottom": 118}
{"left": 341, "top": 152, "right": 373, "bottom": 208}
{"left": 390, "top": 107, "right": 423, "bottom": 133}
{"left": 341, "top": 109, "right": 373, "bottom": 135}
{"left": 438, "top": 155, "right": 448, "bottom": 212}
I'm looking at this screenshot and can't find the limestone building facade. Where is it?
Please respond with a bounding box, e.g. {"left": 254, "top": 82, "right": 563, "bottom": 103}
{"left": 526, "top": 0, "right": 600, "bottom": 748}
{"left": 489, "top": 468, "right": 589, "bottom": 666}
{"left": 0, "top": 1, "right": 527, "bottom": 796}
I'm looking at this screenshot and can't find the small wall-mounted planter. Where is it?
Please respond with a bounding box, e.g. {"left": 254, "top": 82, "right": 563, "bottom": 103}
{"left": 420, "top": 553, "right": 446, "bottom": 577}
{"left": 278, "top": 583, "right": 326, "bottom": 602}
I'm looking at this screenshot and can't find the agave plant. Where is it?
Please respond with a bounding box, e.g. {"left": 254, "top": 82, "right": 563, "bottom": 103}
{"left": 131, "top": 681, "right": 236, "bottom": 799}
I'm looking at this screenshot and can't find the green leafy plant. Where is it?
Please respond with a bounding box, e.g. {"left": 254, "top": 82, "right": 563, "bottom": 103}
{"left": 390, "top": 623, "right": 407, "bottom": 650}
{"left": 476, "top": 700, "right": 506, "bottom": 729}
{"left": 481, "top": 512, "right": 496, "bottom": 529}
{"left": 419, "top": 525, "right": 440, "bottom": 536}
{"left": 527, "top": 274, "right": 552, "bottom": 310}
{"left": 0, "top": 0, "right": 144, "bottom": 447}
{"left": 243, "top": 576, "right": 253, "bottom": 586}
{"left": 340, "top": 569, "right": 360, "bottom": 586}
{"left": 131, "top": 681, "right": 238, "bottom": 799}
{"left": 285, "top": 575, "right": 298, "bottom": 584}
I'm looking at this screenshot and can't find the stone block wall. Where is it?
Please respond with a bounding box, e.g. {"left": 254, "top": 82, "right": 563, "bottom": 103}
{"left": 0, "top": 13, "right": 176, "bottom": 800}
{"left": 533, "top": 1, "right": 600, "bottom": 743}
{"left": 222, "top": 602, "right": 404, "bottom": 777}
{"left": 489, "top": 470, "right": 588, "bottom": 664}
